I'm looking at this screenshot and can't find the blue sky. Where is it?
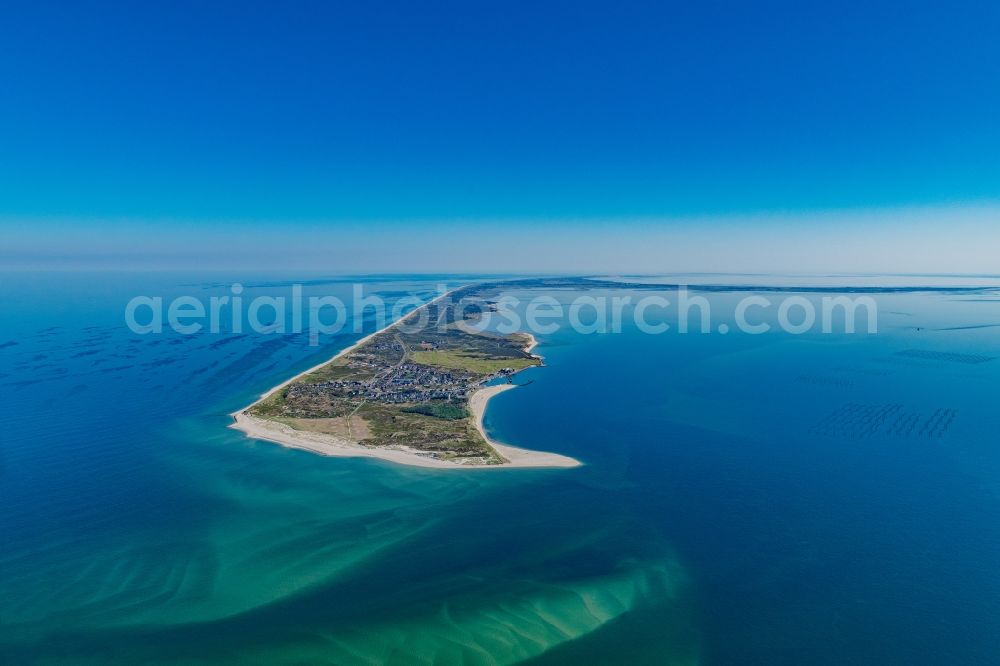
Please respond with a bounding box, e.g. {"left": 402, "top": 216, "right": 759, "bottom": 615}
{"left": 2, "top": 1, "right": 999, "bottom": 272}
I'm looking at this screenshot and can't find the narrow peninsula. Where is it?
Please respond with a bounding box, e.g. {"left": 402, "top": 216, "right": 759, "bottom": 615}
{"left": 230, "top": 284, "right": 581, "bottom": 468}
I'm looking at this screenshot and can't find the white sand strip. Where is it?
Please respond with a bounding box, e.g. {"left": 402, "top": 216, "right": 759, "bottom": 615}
{"left": 468, "top": 384, "right": 581, "bottom": 468}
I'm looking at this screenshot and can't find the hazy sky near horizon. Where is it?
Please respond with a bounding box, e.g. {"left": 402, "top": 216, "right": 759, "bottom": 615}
{"left": 2, "top": 2, "right": 999, "bottom": 273}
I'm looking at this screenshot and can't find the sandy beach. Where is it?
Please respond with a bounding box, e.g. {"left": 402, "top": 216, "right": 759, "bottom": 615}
{"left": 522, "top": 331, "right": 540, "bottom": 357}
{"left": 229, "top": 291, "right": 581, "bottom": 469}
{"left": 468, "top": 384, "right": 581, "bottom": 467}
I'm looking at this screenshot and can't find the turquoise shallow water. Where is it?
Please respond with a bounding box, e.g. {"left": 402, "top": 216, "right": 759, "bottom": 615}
{"left": 2, "top": 273, "right": 1000, "bottom": 664}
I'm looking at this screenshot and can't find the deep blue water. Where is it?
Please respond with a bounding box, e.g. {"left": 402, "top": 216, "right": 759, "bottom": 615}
{"left": 2, "top": 273, "right": 999, "bottom": 664}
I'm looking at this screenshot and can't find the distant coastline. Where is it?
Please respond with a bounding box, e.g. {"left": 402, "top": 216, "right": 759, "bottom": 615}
{"left": 229, "top": 289, "right": 580, "bottom": 469}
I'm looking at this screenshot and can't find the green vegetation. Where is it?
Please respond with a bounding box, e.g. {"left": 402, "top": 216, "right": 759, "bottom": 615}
{"left": 410, "top": 349, "right": 539, "bottom": 374}
{"left": 250, "top": 387, "right": 288, "bottom": 417}
{"left": 300, "top": 358, "right": 376, "bottom": 384}
{"left": 402, "top": 401, "right": 469, "bottom": 420}
{"left": 358, "top": 402, "right": 503, "bottom": 463}
{"left": 249, "top": 383, "right": 354, "bottom": 419}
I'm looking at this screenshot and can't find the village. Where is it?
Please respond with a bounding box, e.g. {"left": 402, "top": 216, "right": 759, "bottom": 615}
{"left": 294, "top": 359, "right": 519, "bottom": 405}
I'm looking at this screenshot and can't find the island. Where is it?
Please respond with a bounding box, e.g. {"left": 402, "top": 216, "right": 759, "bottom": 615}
{"left": 230, "top": 283, "right": 581, "bottom": 468}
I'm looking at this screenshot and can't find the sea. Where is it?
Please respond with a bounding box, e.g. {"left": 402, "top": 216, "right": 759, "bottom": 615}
{"left": 2, "top": 272, "right": 999, "bottom": 665}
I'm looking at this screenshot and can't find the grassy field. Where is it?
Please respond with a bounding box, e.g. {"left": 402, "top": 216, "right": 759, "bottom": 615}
{"left": 402, "top": 401, "right": 469, "bottom": 420}
{"left": 274, "top": 415, "right": 370, "bottom": 440}
{"left": 410, "top": 349, "right": 539, "bottom": 375}
{"left": 300, "top": 358, "right": 377, "bottom": 384}
{"left": 249, "top": 387, "right": 288, "bottom": 417}
{"left": 358, "top": 402, "right": 502, "bottom": 462}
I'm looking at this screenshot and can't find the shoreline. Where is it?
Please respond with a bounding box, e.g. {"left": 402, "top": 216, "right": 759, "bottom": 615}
{"left": 468, "top": 384, "right": 581, "bottom": 468}
{"left": 523, "top": 331, "right": 539, "bottom": 355}
{"left": 229, "top": 290, "right": 581, "bottom": 469}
